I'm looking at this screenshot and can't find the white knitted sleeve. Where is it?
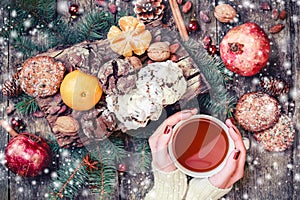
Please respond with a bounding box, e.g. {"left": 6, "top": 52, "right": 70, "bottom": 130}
{"left": 144, "top": 164, "right": 187, "bottom": 200}
{"left": 185, "top": 178, "right": 232, "bottom": 200}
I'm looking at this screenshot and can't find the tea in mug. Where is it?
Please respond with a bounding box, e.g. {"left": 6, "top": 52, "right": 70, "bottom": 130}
{"left": 172, "top": 118, "right": 229, "bottom": 172}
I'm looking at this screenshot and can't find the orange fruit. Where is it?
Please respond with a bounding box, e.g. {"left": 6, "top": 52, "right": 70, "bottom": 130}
{"left": 107, "top": 16, "right": 152, "bottom": 57}
{"left": 60, "top": 70, "right": 102, "bottom": 111}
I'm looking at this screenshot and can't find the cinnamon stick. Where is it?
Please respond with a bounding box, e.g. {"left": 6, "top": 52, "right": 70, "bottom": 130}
{"left": 169, "top": 0, "right": 189, "bottom": 41}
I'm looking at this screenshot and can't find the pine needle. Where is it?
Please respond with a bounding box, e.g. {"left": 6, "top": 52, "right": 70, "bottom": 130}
{"left": 15, "top": 93, "right": 39, "bottom": 115}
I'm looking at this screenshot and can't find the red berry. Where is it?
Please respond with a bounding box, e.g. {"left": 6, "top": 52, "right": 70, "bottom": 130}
{"left": 118, "top": 163, "right": 127, "bottom": 172}
{"left": 187, "top": 18, "right": 198, "bottom": 32}
{"left": 69, "top": 4, "right": 80, "bottom": 18}
{"left": 208, "top": 45, "right": 218, "bottom": 55}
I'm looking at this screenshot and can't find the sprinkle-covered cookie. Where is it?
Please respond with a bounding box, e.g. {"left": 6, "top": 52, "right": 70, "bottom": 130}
{"left": 254, "top": 114, "right": 295, "bottom": 152}
{"left": 19, "top": 56, "right": 65, "bottom": 98}
{"left": 234, "top": 92, "right": 280, "bottom": 132}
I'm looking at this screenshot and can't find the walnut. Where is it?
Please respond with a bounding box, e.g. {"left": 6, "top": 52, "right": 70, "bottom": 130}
{"left": 147, "top": 42, "right": 171, "bottom": 62}
{"left": 52, "top": 116, "right": 80, "bottom": 135}
{"left": 214, "top": 4, "right": 237, "bottom": 23}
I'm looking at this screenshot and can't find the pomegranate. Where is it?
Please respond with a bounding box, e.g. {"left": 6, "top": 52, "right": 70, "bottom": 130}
{"left": 5, "top": 132, "right": 51, "bottom": 177}
{"left": 220, "top": 22, "right": 270, "bottom": 76}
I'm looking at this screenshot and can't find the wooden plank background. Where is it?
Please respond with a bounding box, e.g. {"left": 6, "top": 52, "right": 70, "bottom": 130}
{"left": 0, "top": 0, "right": 299, "bottom": 199}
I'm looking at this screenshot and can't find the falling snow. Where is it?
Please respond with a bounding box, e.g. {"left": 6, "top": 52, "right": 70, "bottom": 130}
{"left": 295, "top": 174, "right": 300, "bottom": 182}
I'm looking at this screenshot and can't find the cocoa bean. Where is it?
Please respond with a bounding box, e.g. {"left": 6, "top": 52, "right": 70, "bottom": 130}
{"left": 202, "top": 36, "right": 212, "bottom": 49}
{"left": 170, "top": 43, "right": 180, "bottom": 54}
{"left": 108, "top": 3, "right": 117, "bottom": 14}
{"left": 32, "top": 111, "right": 45, "bottom": 118}
{"left": 170, "top": 54, "right": 179, "bottom": 62}
{"left": 269, "top": 24, "right": 284, "bottom": 34}
{"left": 95, "top": 0, "right": 106, "bottom": 7}
{"left": 57, "top": 105, "right": 67, "bottom": 115}
{"left": 260, "top": 2, "right": 271, "bottom": 10}
{"left": 272, "top": 9, "right": 279, "bottom": 20}
{"left": 279, "top": 10, "right": 287, "bottom": 20}
{"left": 48, "top": 105, "right": 61, "bottom": 115}
{"left": 177, "top": 0, "right": 182, "bottom": 5}
{"left": 200, "top": 11, "right": 211, "bottom": 23}
{"left": 182, "top": 1, "right": 192, "bottom": 13}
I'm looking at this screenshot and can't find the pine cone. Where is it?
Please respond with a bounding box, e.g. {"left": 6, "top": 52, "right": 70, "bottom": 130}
{"left": 260, "top": 76, "right": 289, "bottom": 96}
{"left": 134, "top": 0, "right": 166, "bottom": 23}
{"left": 2, "top": 72, "right": 22, "bottom": 97}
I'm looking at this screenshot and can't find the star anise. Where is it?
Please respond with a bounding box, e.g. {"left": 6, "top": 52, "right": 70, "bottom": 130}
{"left": 83, "top": 154, "right": 99, "bottom": 172}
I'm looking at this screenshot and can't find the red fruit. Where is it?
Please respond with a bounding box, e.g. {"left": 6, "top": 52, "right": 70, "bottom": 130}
{"left": 220, "top": 22, "right": 270, "bottom": 76}
{"left": 5, "top": 133, "right": 51, "bottom": 177}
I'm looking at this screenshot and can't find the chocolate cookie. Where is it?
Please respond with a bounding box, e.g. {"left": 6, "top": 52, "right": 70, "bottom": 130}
{"left": 19, "top": 56, "right": 65, "bottom": 98}
{"left": 254, "top": 114, "right": 295, "bottom": 152}
{"left": 234, "top": 92, "right": 280, "bottom": 132}
{"left": 98, "top": 59, "right": 137, "bottom": 95}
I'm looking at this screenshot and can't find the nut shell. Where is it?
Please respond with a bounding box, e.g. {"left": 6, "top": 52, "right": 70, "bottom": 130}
{"left": 53, "top": 116, "right": 80, "bottom": 135}
{"left": 147, "top": 42, "right": 171, "bottom": 62}
{"left": 214, "top": 4, "right": 236, "bottom": 23}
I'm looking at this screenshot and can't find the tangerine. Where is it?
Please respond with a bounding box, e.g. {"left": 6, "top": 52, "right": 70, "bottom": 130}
{"left": 107, "top": 16, "right": 152, "bottom": 57}
{"left": 60, "top": 70, "right": 102, "bottom": 111}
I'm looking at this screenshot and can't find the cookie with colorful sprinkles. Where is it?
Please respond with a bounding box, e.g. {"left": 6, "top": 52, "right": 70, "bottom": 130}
{"left": 234, "top": 92, "right": 281, "bottom": 132}
{"left": 254, "top": 114, "right": 295, "bottom": 152}
{"left": 19, "top": 56, "right": 66, "bottom": 98}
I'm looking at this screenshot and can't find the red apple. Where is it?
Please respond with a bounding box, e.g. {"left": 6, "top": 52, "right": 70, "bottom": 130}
{"left": 5, "top": 133, "right": 51, "bottom": 177}
{"left": 220, "top": 22, "right": 270, "bottom": 76}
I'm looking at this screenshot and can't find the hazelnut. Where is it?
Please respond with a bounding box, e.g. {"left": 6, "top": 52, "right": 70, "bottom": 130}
{"left": 147, "top": 42, "right": 171, "bottom": 62}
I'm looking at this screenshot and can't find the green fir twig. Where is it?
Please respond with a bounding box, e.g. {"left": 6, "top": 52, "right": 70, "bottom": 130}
{"left": 15, "top": 93, "right": 39, "bottom": 115}
{"left": 134, "top": 138, "right": 151, "bottom": 173}
{"left": 183, "top": 39, "right": 237, "bottom": 120}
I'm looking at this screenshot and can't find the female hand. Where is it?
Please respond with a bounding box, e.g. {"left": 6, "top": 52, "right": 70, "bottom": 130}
{"left": 208, "top": 119, "right": 246, "bottom": 189}
{"left": 148, "top": 108, "right": 198, "bottom": 172}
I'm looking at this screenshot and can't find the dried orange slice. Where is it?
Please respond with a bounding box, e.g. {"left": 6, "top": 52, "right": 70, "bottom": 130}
{"left": 107, "top": 16, "right": 152, "bottom": 57}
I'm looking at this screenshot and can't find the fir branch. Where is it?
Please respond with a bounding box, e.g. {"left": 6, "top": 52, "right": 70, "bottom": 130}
{"left": 11, "top": 36, "right": 42, "bottom": 57}
{"left": 49, "top": 148, "right": 89, "bottom": 199}
{"left": 133, "top": 138, "right": 151, "bottom": 172}
{"left": 88, "top": 149, "right": 117, "bottom": 199}
{"left": 77, "top": 11, "right": 115, "bottom": 41}
{"left": 183, "top": 39, "right": 236, "bottom": 120}
{"left": 184, "top": 39, "right": 233, "bottom": 81}
{"left": 92, "top": 137, "right": 127, "bottom": 165}
{"left": 15, "top": 93, "right": 39, "bottom": 115}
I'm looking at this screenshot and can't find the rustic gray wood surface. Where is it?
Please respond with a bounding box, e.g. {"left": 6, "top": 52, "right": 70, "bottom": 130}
{"left": 0, "top": 0, "right": 299, "bottom": 199}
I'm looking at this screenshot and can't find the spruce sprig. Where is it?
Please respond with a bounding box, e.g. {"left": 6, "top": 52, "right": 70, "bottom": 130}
{"left": 133, "top": 138, "right": 152, "bottom": 173}
{"left": 0, "top": 0, "right": 122, "bottom": 60}
{"left": 183, "top": 39, "right": 236, "bottom": 120}
{"left": 15, "top": 93, "right": 39, "bottom": 115}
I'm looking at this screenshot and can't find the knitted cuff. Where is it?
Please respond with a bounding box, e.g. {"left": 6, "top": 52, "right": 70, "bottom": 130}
{"left": 186, "top": 178, "right": 232, "bottom": 200}
{"left": 144, "top": 163, "right": 187, "bottom": 200}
